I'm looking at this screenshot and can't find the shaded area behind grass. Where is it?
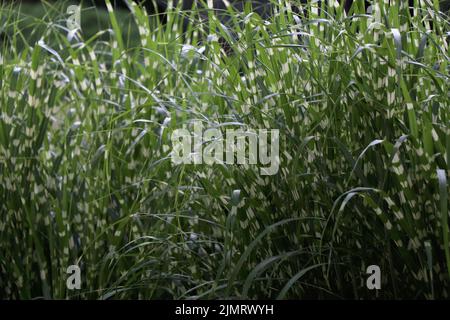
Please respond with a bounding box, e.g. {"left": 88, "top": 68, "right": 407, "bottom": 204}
{"left": 0, "top": 0, "right": 141, "bottom": 50}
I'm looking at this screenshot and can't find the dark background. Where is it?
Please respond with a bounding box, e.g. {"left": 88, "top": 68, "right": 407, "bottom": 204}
{"left": 2, "top": 1, "right": 450, "bottom": 14}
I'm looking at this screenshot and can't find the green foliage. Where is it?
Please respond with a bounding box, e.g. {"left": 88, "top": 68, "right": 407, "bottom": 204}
{"left": 0, "top": 0, "right": 449, "bottom": 299}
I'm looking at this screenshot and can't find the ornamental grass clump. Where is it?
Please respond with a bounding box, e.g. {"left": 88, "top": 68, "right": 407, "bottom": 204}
{"left": 0, "top": 0, "right": 449, "bottom": 299}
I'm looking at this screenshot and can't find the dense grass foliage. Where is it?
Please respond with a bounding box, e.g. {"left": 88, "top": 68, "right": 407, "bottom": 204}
{"left": 0, "top": 0, "right": 449, "bottom": 299}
